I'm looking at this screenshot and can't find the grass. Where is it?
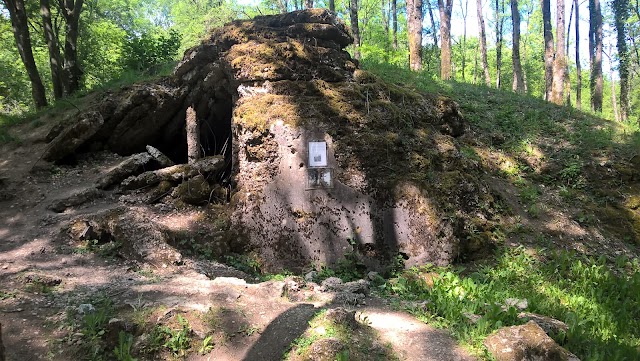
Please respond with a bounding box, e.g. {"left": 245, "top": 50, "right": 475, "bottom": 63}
{"left": 381, "top": 247, "right": 640, "bottom": 360}
{"left": 284, "top": 309, "right": 398, "bottom": 361}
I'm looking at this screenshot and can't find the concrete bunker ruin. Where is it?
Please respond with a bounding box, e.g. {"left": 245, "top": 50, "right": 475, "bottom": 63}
{"left": 44, "top": 9, "right": 500, "bottom": 273}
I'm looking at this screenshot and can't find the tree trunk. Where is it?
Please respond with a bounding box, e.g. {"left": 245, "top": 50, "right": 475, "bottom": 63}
{"left": 427, "top": 0, "right": 439, "bottom": 49}
{"left": 382, "top": 0, "right": 390, "bottom": 55}
{"left": 495, "top": 0, "right": 504, "bottom": 88}
{"left": 329, "top": 0, "right": 335, "bottom": 11}
{"left": 350, "top": 0, "right": 361, "bottom": 60}
{"left": 610, "top": 46, "right": 620, "bottom": 122}
{"left": 59, "top": 0, "right": 84, "bottom": 95}
{"left": 186, "top": 106, "right": 201, "bottom": 165}
{"left": 305, "top": 0, "right": 313, "bottom": 8}
{"left": 408, "top": 0, "right": 424, "bottom": 71}
{"left": 438, "top": 0, "right": 453, "bottom": 78}
{"left": 460, "top": 0, "right": 469, "bottom": 81}
{"left": 473, "top": 46, "right": 479, "bottom": 84}
{"left": 41, "top": 0, "right": 64, "bottom": 100}
{"left": 542, "top": 0, "right": 554, "bottom": 101}
{"left": 476, "top": 0, "right": 491, "bottom": 86}
{"left": 392, "top": 0, "right": 397, "bottom": 49}
{"left": 589, "top": 0, "right": 603, "bottom": 112}
{"left": 613, "top": 0, "right": 630, "bottom": 121}
{"left": 511, "top": 0, "right": 525, "bottom": 92}
{"left": 551, "top": 0, "right": 566, "bottom": 105}
{"left": 3, "top": 0, "right": 48, "bottom": 109}
{"left": 575, "top": 0, "right": 581, "bottom": 109}
{"left": 565, "top": 0, "right": 573, "bottom": 106}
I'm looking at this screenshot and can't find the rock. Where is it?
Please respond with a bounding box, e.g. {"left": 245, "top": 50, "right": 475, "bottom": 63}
{"left": 146, "top": 145, "right": 174, "bottom": 167}
{"left": 77, "top": 304, "right": 96, "bottom": 315}
{"left": 320, "top": 277, "right": 343, "bottom": 291}
{"left": 121, "top": 156, "right": 224, "bottom": 190}
{"left": 281, "top": 276, "right": 304, "bottom": 297}
{"left": 45, "top": 122, "right": 66, "bottom": 142}
{"left": 484, "top": 321, "right": 581, "bottom": 361}
{"left": 96, "top": 152, "right": 153, "bottom": 189}
{"left": 42, "top": 111, "right": 104, "bottom": 162}
{"left": 171, "top": 175, "right": 211, "bottom": 205}
{"left": 47, "top": 187, "right": 103, "bottom": 212}
{"left": 504, "top": 298, "right": 529, "bottom": 311}
{"left": 308, "top": 337, "right": 345, "bottom": 361}
{"left": 320, "top": 278, "right": 369, "bottom": 295}
{"left": 517, "top": 313, "right": 569, "bottom": 337}
{"left": 107, "top": 318, "right": 135, "bottom": 334}
{"left": 333, "top": 292, "right": 365, "bottom": 306}
{"left": 305, "top": 271, "right": 318, "bottom": 282}
{"left": 325, "top": 308, "right": 358, "bottom": 329}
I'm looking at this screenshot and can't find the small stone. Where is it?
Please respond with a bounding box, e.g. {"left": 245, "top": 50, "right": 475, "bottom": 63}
{"left": 77, "top": 304, "right": 95, "bottom": 315}
{"left": 504, "top": 298, "right": 528, "bottom": 310}
{"left": 305, "top": 271, "right": 318, "bottom": 282}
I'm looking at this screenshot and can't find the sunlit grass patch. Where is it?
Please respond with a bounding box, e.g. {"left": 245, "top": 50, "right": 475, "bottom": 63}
{"left": 381, "top": 247, "right": 640, "bottom": 360}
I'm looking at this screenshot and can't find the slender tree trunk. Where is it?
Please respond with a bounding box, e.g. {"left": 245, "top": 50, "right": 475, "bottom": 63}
{"left": 460, "top": 0, "right": 469, "bottom": 81}
{"left": 438, "top": 0, "right": 453, "bottom": 78}
{"left": 589, "top": 0, "right": 603, "bottom": 111}
{"left": 382, "top": 0, "right": 390, "bottom": 56}
{"left": 3, "top": 0, "right": 48, "bottom": 109}
{"left": 511, "top": 0, "right": 525, "bottom": 92}
{"left": 551, "top": 0, "right": 566, "bottom": 105}
{"left": 565, "top": 0, "right": 573, "bottom": 106}
{"left": 350, "top": 0, "right": 361, "bottom": 60}
{"left": 41, "top": 0, "right": 64, "bottom": 100}
{"left": 575, "top": 0, "right": 582, "bottom": 109}
{"left": 542, "top": 0, "right": 554, "bottom": 101}
{"left": 305, "top": 0, "right": 313, "bottom": 8}
{"left": 477, "top": 0, "right": 491, "bottom": 85}
{"left": 610, "top": 47, "right": 620, "bottom": 121}
{"left": 613, "top": 0, "right": 630, "bottom": 121}
{"left": 427, "top": 0, "right": 439, "bottom": 48}
{"left": 186, "top": 106, "right": 201, "bottom": 164}
{"left": 329, "top": 0, "right": 335, "bottom": 11}
{"left": 473, "top": 47, "right": 479, "bottom": 84}
{"left": 392, "top": 0, "right": 398, "bottom": 49}
{"left": 408, "top": 0, "right": 424, "bottom": 71}
{"left": 495, "top": 0, "right": 504, "bottom": 88}
{"left": 58, "top": 0, "right": 84, "bottom": 95}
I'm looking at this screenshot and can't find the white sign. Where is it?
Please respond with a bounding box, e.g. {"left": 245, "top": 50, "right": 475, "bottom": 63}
{"left": 308, "top": 141, "right": 328, "bottom": 167}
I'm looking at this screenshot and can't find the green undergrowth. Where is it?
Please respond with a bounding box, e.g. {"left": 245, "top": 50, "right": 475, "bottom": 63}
{"left": 381, "top": 247, "right": 640, "bottom": 360}
{"left": 363, "top": 61, "right": 640, "bottom": 157}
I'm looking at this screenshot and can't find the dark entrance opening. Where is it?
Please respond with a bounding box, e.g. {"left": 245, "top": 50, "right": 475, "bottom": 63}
{"left": 151, "top": 86, "right": 234, "bottom": 185}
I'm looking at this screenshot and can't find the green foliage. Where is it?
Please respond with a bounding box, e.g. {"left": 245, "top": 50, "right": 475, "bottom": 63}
{"left": 316, "top": 238, "right": 366, "bottom": 282}
{"left": 198, "top": 335, "right": 215, "bottom": 355}
{"left": 113, "top": 332, "right": 137, "bottom": 361}
{"left": 382, "top": 247, "right": 640, "bottom": 359}
{"left": 149, "top": 314, "right": 192, "bottom": 357}
{"left": 123, "top": 29, "right": 181, "bottom": 73}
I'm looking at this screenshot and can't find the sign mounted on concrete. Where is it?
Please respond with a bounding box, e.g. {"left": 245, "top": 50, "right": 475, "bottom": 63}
{"left": 307, "top": 141, "right": 332, "bottom": 189}
{"left": 307, "top": 168, "right": 333, "bottom": 189}
{"left": 308, "top": 141, "right": 328, "bottom": 167}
